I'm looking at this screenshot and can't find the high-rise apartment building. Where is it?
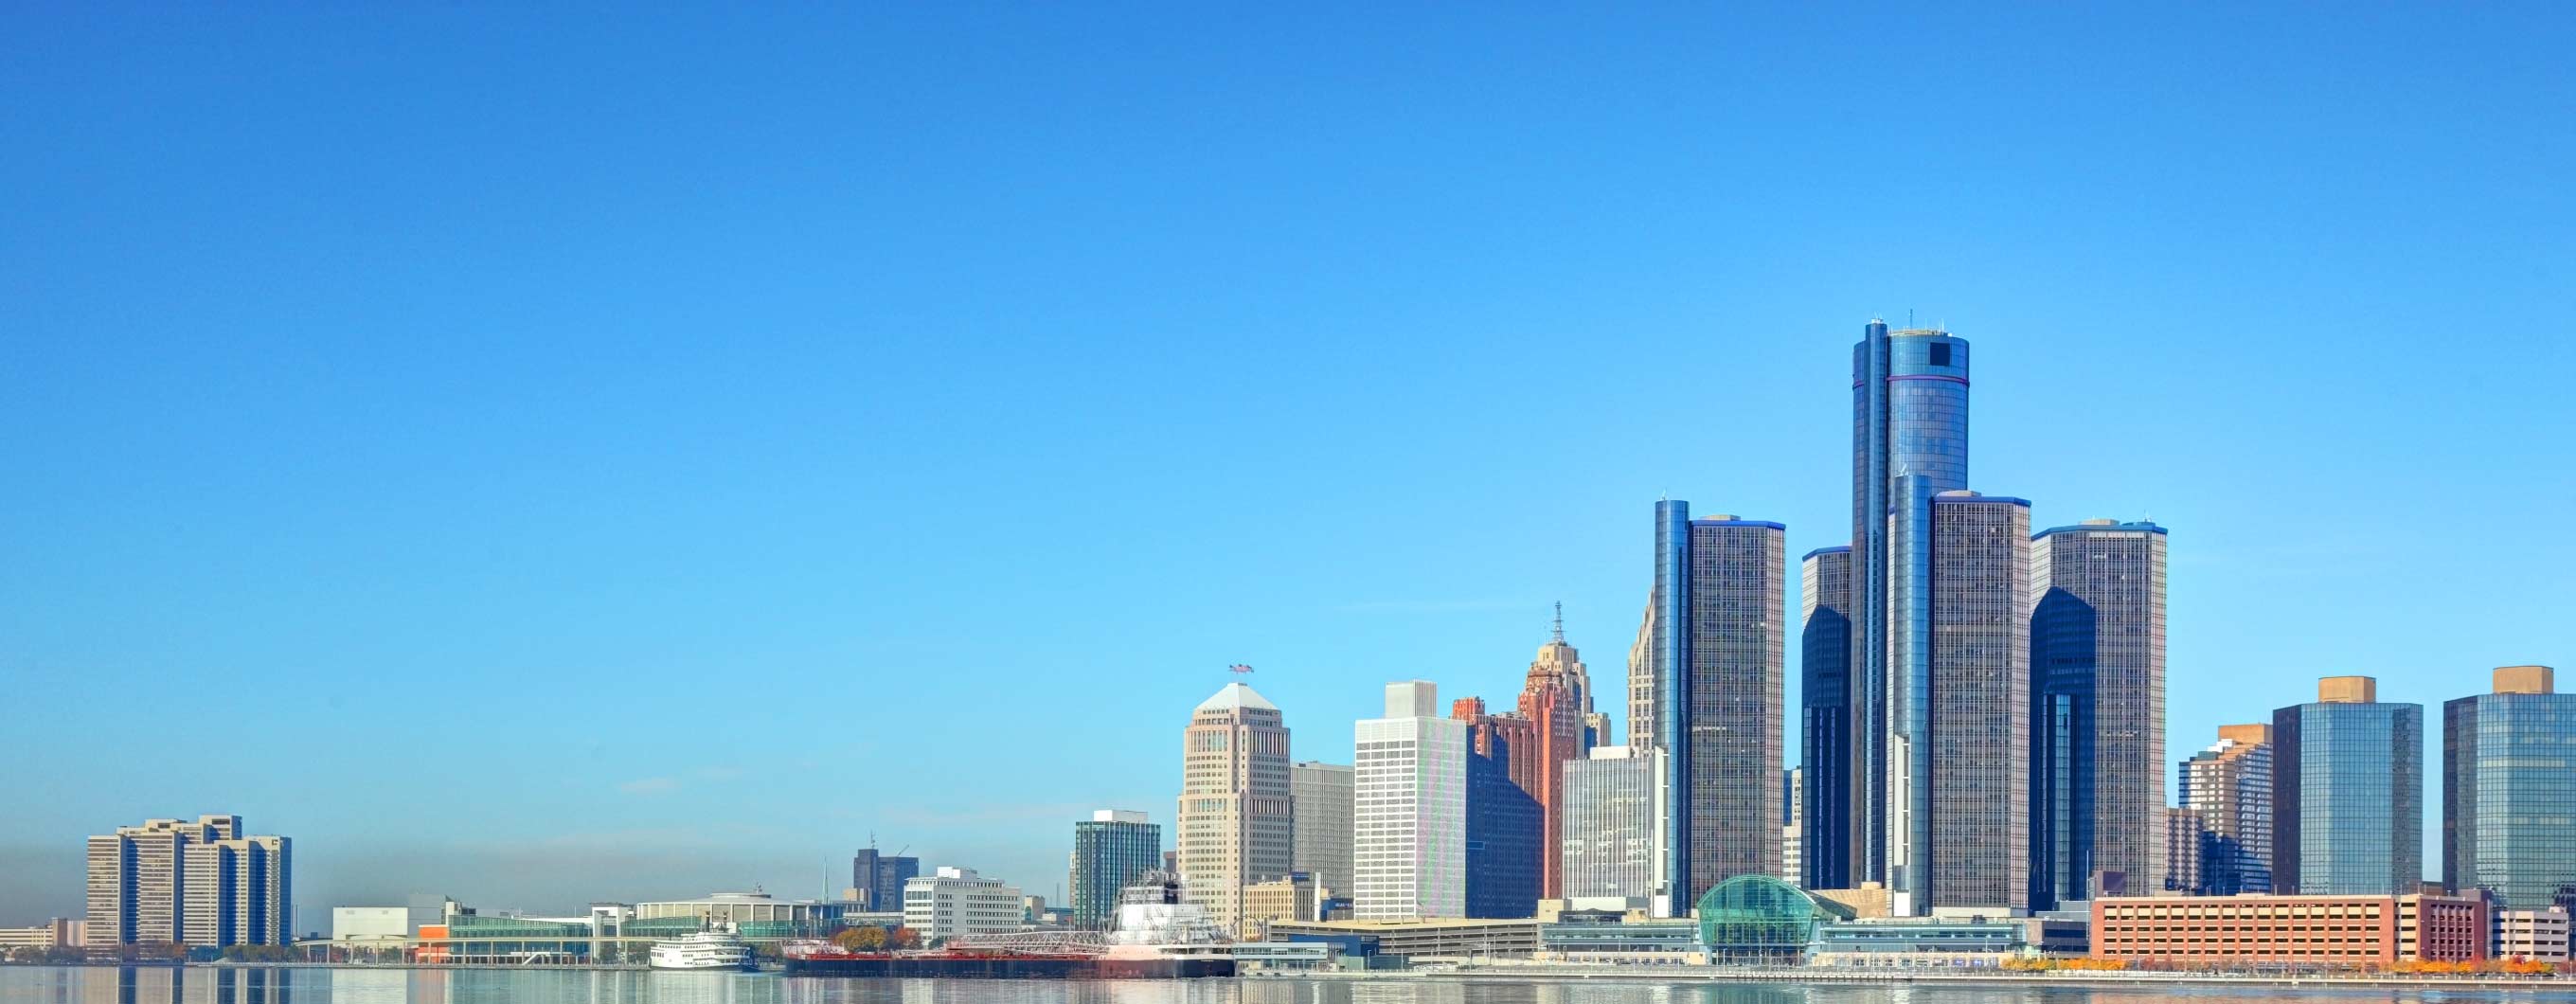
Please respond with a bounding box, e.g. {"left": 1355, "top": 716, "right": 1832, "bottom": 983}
{"left": 2274, "top": 676, "right": 2423, "bottom": 896}
{"left": 1646, "top": 503, "right": 1786, "bottom": 909}
{"left": 1561, "top": 745, "right": 1664, "bottom": 901}
{"left": 2444, "top": 666, "right": 2576, "bottom": 908}
{"left": 2029, "top": 518, "right": 2169, "bottom": 907}
{"left": 85, "top": 816, "right": 287, "bottom": 947}
{"left": 1355, "top": 681, "right": 1467, "bottom": 920}
{"left": 1289, "top": 762, "right": 1354, "bottom": 899}
{"left": 2179, "top": 724, "right": 2274, "bottom": 894}
{"left": 1850, "top": 321, "right": 1972, "bottom": 893}
{"left": 1069, "top": 810, "right": 1162, "bottom": 930}
{"left": 2160, "top": 808, "right": 2208, "bottom": 893}
{"left": 1799, "top": 545, "right": 1853, "bottom": 890}
{"left": 1175, "top": 682, "right": 1293, "bottom": 935}
{"left": 850, "top": 845, "right": 921, "bottom": 913}
{"left": 1889, "top": 490, "right": 2030, "bottom": 913}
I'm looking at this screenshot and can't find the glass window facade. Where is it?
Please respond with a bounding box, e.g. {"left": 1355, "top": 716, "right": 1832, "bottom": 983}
{"left": 1463, "top": 739, "right": 1540, "bottom": 918}
{"left": 1890, "top": 491, "right": 2030, "bottom": 912}
{"left": 2443, "top": 686, "right": 2576, "bottom": 908}
{"left": 2179, "top": 729, "right": 2274, "bottom": 894}
{"left": 2028, "top": 523, "right": 2167, "bottom": 907}
{"left": 1562, "top": 748, "right": 1657, "bottom": 899}
{"left": 1070, "top": 816, "right": 1163, "bottom": 930}
{"left": 1696, "top": 874, "right": 1855, "bottom": 963}
{"left": 1799, "top": 546, "right": 1853, "bottom": 890}
{"left": 1682, "top": 518, "right": 1786, "bottom": 905}
{"left": 2274, "top": 698, "right": 2424, "bottom": 895}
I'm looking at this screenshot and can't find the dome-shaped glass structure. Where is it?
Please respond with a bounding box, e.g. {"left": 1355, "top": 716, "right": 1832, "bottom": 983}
{"left": 1695, "top": 875, "right": 1856, "bottom": 963}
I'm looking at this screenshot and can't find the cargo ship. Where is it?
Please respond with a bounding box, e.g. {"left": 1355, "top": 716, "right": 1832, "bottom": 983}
{"left": 783, "top": 872, "right": 1234, "bottom": 978}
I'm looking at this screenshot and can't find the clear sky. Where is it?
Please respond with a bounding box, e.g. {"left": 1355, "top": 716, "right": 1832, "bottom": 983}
{"left": 4, "top": 5, "right": 2571, "bottom": 927}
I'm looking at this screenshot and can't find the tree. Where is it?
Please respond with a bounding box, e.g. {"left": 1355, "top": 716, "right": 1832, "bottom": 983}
{"left": 888, "top": 927, "right": 921, "bottom": 950}
{"left": 832, "top": 926, "right": 888, "bottom": 952}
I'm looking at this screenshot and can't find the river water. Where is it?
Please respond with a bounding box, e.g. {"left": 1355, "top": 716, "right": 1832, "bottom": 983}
{"left": 0, "top": 968, "right": 2534, "bottom": 1004}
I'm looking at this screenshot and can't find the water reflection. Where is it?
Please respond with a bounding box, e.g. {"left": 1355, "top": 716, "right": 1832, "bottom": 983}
{"left": 0, "top": 969, "right": 2525, "bottom": 1004}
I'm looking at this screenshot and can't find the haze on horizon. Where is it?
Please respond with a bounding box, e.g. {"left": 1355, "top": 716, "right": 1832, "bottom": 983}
{"left": 4, "top": 6, "right": 2571, "bottom": 926}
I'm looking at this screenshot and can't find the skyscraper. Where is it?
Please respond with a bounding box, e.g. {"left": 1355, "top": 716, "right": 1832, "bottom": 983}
{"left": 1289, "top": 762, "right": 1354, "bottom": 900}
{"left": 1782, "top": 766, "right": 1804, "bottom": 885}
{"left": 1462, "top": 724, "right": 1540, "bottom": 918}
{"left": 1798, "top": 545, "right": 1853, "bottom": 889}
{"left": 1513, "top": 613, "right": 1597, "bottom": 899}
{"left": 1562, "top": 745, "right": 1665, "bottom": 900}
{"left": 850, "top": 845, "right": 921, "bottom": 913}
{"left": 85, "top": 816, "right": 288, "bottom": 947}
{"left": 1069, "top": 810, "right": 1162, "bottom": 929}
{"left": 1646, "top": 502, "right": 1786, "bottom": 909}
{"left": 2159, "top": 808, "right": 2208, "bottom": 894}
{"left": 1890, "top": 490, "right": 2030, "bottom": 913}
{"left": 2179, "top": 724, "right": 2275, "bottom": 894}
{"left": 1175, "top": 682, "right": 1293, "bottom": 935}
{"left": 1850, "top": 321, "right": 1972, "bottom": 891}
{"left": 2273, "top": 676, "right": 2423, "bottom": 896}
{"left": 2029, "top": 518, "right": 2169, "bottom": 907}
{"left": 1355, "top": 681, "right": 1467, "bottom": 920}
{"left": 2443, "top": 666, "right": 2576, "bottom": 908}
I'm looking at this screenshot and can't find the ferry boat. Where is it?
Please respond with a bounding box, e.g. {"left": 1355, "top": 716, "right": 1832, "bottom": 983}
{"left": 782, "top": 872, "right": 1233, "bottom": 978}
{"left": 651, "top": 930, "right": 754, "bottom": 970}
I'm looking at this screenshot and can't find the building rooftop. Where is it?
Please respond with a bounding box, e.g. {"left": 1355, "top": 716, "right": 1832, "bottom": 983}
{"left": 1196, "top": 682, "right": 1277, "bottom": 713}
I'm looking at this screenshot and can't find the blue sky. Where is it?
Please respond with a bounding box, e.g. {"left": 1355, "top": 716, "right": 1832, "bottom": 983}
{"left": 4, "top": 5, "right": 2571, "bottom": 926}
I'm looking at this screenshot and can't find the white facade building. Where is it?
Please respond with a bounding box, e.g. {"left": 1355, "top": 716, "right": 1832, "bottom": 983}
{"left": 1354, "top": 681, "right": 1467, "bottom": 921}
{"left": 903, "top": 868, "right": 1025, "bottom": 942}
{"left": 331, "top": 907, "right": 410, "bottom": 941}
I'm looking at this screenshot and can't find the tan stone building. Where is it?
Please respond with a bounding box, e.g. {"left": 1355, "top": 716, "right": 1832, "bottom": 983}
{"left": 1175, "top": 683, "right": 1292, "bottom": 937}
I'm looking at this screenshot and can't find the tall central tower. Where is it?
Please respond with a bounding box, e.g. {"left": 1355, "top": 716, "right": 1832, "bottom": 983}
{"left": 1848, "top": 321, "right": 1970, "bottom": 887}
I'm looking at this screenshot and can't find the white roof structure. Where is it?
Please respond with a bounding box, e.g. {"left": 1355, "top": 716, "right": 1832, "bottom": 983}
{"left": 1196, "top": 682, "right": 1277, "bottom": 712}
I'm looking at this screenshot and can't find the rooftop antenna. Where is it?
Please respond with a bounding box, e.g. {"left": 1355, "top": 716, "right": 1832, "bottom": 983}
{"left": 1551, "top": 601, "right": 1565, "bottom": 644}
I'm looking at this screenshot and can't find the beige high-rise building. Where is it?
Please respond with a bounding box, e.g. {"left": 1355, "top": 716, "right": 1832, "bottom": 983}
{"left": 1175, "top": 683, "right": 1292, "bottom": 937}
{"left": 87, "top": 815, "right": 287, "bottom": 948}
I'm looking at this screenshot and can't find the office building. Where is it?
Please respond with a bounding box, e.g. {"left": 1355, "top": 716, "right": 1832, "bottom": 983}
{"left": 850, "top": 846, "right": 921, "bottom": 914}
{"left": 1849, "top": 321, "right": 1973, "bottom": 894}
{"left": 901, "top": 869, "right": 1023, "bottom": 942}
{"left": 1175, "top": 682, "right": 1294, "bottom": 936}
{"left": 1070, "top": 810, "right": 1162, "bottom": 930}
{"left": 2159, "top": 808, "right": 2207, "bottom": 894}
{"left": 1241, "top": 872, "right": 1321, "bottom": 932}
{"left": 2444, "top": 665, "right": 2576, "bottom": 908}
{"left": 1514, "top": 609, "right": 1598, "bottom": 899}
{"left": 2274, "top": 676, "right": 2424, "bottom": 896}
{"left": 1625, "top": 594, "right": 1656, "bottom": 768}
{"left": 1645, "top": 503, "right": 1786, "bottom": 909}
{"left": 1798, "top": 544, "right": 1853, "bottom": 890}
{"left": 2179, "top": 724, "right": 2274, "bottom": 894}
{"left": 0, "top": 919, "right": 86, "bottom": 949}
{"left": 1462, "top": 726, "right": 1540, "bottom": 918}
{"left": 1289, "top": 761, "right": 1354, "bottom": 898}
{"left": 1888, "top": 490, "right": 2031, "bottom": 913}
{"left": 1561, "top": 745, "right": 1664, "bottom": 901}
{"left": 1355, "top": 681, "right": 1467, "bottom": 920}
{"left": 2029, "top": 519, "right": 2169, "bottom": 907}
{"left": 85, "top": 816, "right": 288, "bottom": 948}
{"left": 2092, "top": 892, "right": 2487, "bottom": 966}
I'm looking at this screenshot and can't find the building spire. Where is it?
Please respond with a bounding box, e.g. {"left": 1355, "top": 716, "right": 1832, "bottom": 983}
{"left": 1551, "top": 601, "right": 1565, "bottom": 644}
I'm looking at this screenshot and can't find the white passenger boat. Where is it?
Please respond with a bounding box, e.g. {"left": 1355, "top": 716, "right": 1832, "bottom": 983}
{"left": 650, "top": 930, "right": 754, "bottom": 970}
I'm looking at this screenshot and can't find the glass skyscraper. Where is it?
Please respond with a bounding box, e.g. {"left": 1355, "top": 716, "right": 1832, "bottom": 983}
{"left": 1849, "top": 321, "right": 1972, "bottom": 893}
{"left": 2029, "top": 519, "right": 2168, "bottom": 907}
{"left": 1463, "top": 729, "right": 1541, "bottom": 918}
{"left": 1646, "top": 502, "right": 1785, "bottom": 911}
{"left": 2443, "top": 665, "right": 2576, "bottom": 908}
{"left": 1798, "top": 545, "right": 1853, "bottom": 890}
{"left": 1069, "top": 810, "right": 1162, "bottom": 929}
{"left": 2272, "top": 676, "right": 2423, "bottom": 896}
{"left": 1888, "top": 490, "right": 2030, "bottom": 912}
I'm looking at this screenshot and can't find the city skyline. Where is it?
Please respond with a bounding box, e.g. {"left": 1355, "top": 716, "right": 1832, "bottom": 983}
{"left": 8, "top": 5, "right": 2576, "bottom": 925}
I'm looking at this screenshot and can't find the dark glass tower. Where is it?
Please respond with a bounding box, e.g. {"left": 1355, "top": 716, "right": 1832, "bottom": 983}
{"left": 2443, "top": 666, "right": 2576, "bottom": 908}
{"left": 1646, "top": 501, "right": 1785, "bottom": 911}
{"left": 2273, "top": 676, "right": 2423, "bottom": 895}
{"left": 1849, "top": 322, "right": 1970, "bottom": 890}
{"left": 1463, "top": 733, "right": 1542, "bottom": 918}
{"left": 2029, "top": 519, "right": 2168, "bottom": 907}
{"left": 1798, "top": 545, "right": 1853, "bottom": 890}
{"left": 1887, "top": 490, "right": 2030, "bottom": 912}
{"left": 1070, "top": 811, "right": 1162, "bottom": 929}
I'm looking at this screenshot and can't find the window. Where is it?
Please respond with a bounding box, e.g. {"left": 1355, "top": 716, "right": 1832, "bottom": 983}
{"left": 1928, "top": 343, "right": 1951, "bottom": 368}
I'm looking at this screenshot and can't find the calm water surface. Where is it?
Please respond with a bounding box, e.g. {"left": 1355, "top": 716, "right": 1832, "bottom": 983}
{"left": 0, "top": 969, "right": 2545, "bottom": 1004}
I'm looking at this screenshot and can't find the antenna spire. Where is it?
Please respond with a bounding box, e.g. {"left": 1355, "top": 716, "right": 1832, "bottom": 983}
{"left": 1551, "top": 601, "right": 1565, "bottom": 644}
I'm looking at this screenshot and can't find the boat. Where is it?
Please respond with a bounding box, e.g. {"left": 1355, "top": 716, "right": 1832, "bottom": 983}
{"left": 651, "top": 930, "right": 754, "bottom": 970}
{"left": 782, "top": 872, "right": 1234, "bottom": 978}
